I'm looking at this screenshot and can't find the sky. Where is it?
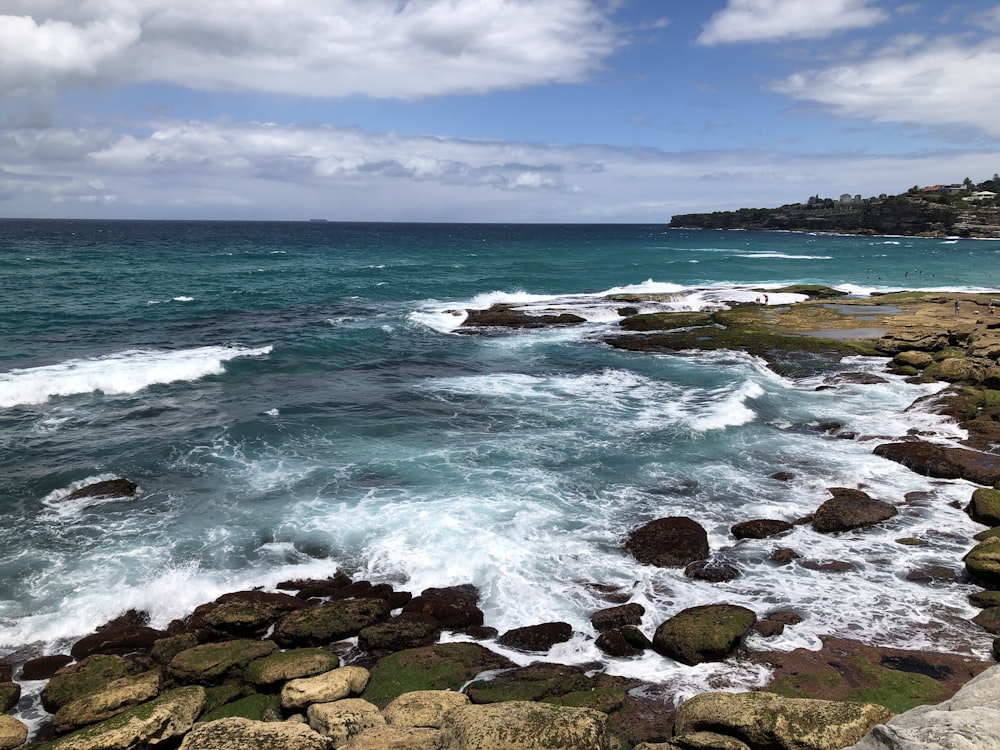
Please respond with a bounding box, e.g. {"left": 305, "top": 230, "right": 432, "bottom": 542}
{"left": 2, "top": 0, "right": 1000, "bottom": 222}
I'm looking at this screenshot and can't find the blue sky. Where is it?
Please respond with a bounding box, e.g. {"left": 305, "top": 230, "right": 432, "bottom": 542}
{"left": 2, "top": 0, "right": 1000, "bottom": 222}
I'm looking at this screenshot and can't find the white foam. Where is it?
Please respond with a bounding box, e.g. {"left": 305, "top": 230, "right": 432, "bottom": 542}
{"left": 0, "top": 345, "right": 273, "bottom": 408}
{"left": 732, "top": 252, "right": 833, "bottom": 260}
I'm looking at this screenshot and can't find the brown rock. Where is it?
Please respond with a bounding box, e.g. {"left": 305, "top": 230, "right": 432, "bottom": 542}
{"left": 401, "top": 585, "right": 483, "bottom": 629}
{"left": 63, "top": 478, "right": 137, "bottom": 502}
{"left": 874, "top": 440, "right": 1000, "bottom": 485}
{"left": 812, "top": 487, "right": 897, "bottom": 533}
{"left": 731, "top": 519, "right": 793, "bottom": 539}
{"left": 497, "top": 621, "right": 573, "bottom": 652}
{"left": 625, "top": 516, "right": 710, "bottom": 568}
{"left": 22, "top": 654, "right": 73, "bottom": 680}
{"left": 70, "top": 626, "right": 168, "bottom": 660}
{"left": 591, "top": 603, "right": 645, "bottom": 632}
{"left": 652, "top": 604, "right": 756, "bottom": 666}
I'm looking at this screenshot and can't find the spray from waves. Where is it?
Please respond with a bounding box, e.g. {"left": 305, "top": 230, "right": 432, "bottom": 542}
{"left": 731, "top": 252, "right": 833, "bottom": 260}
{"left": 0, "top": 345, "right": 273, "bottom": 408}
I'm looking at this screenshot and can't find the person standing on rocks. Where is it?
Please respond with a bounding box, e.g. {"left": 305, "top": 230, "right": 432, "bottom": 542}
{"left": 955, "top": 300, "right": 961, "bottom": 315}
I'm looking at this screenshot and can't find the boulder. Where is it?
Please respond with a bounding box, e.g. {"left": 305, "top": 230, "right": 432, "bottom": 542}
{"left": 401, "top": 585, "right": 484, "bottom": 629}
{"left": 968, "top": 487, "right": 1000, "bottom": 526}
{"left": 460, "top": 304, "right": 587, "bottom": 330}
{"left": 674, "top": 691, "right": 890, "bottom": 750}
{"left": 846, "top": 663, "right": 1000, "bottom": 749}
{"left": 167, "top": 639, "right": 277, "bottom": 684}
{"left": 71, "top": 626, "right": 168, "bottom": 660}
{"left": 150, "top": 633, "right": 197, "bottom": 666}
{"left": 497, "top": 622, "right": 573, "bottom": 652}
{"left": 625, "top": 517, "right": 710, "bottom": 568}
{"left": 892, "top": 350, "right": 934, "bottom": 369}
{"left": 244, "top": 648, "right": 340, "bottom": 687}
{"left": 440, "top": 701, "right": 608, "bottom": 750}
{"left": 52, "top": 669, "right": 161, "bottom": 735}
{"left": 968, "top": 590, "right": 1000, "bottom": 609}
{"left": 178, "top": 717, "right": 330, "bottom": 750}
{"left": 972, "top": 607, "right": 1000, "bottom": 634}
{"left": 636, "top": 734, "right": 751, "bottom": 750}
{"left": 596, "top": 630, "right": 643, "bottom": 658}
{"left": 0, "top": 717, "right": 27, "bottom": 750}
{"left": 383, "top": 690, "right": 470, "bottom": 728}
{"left": 812, "top": 488, "right": 897, "bottom": 533}
{"left": 41, "top": 654, "right": 143, "bottom": 713}
{"left": 652, "top": 605, "right": 757, "bottom": 666}
{"left": 340, "top": 725, "right": 442, "bottom": 750}
{"left": 22, "top": 654, "right": 73, "bottom": 680}
{"left": 307, "top": 698, "right": 386, "bottom": 745}
{"left": 201, "top": 591, "right": 307, "bottom": 638}
{"left": 273, "top": 599, "right": 390, "bottom": 648}
{"left": 358, "top": 614, "right": 442, "bottom": 653}
{"left": 465, "top": 663, "right": 601, "bottom": 706}
{"left": 363, "top": 643, "right": 515, "bottom": 709}
{"left": 281, "top": 666, "right": 370, "bottom": 711}
{"left": 873, "top": 441, "right": 1000, "bottom": 486}
{"left": 64, "top": 478, "right": 137, "bottom": 502}
{"left": 684, "top": 559, "right": 740, "bottom": 582}
{"left": 590, "top": 603, "right": 645, "bottom": 633}
{"left": 199, "top": 693, "right": 282, "bottom": 723}
{"left": 964, "top": 537, "right": 1000, "bottom": 587}
{"left": 0, "top": 683, "right": 20, "bottom": 714}
{"left": 731, "top": 519, "right": 793, "bottom": 540}
{"left": 42, "top": 685, "right": 205, "bottom": 750}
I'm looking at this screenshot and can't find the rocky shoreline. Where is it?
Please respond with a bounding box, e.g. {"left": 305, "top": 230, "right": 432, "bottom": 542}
{"left": 6, "top": 288, "right": 1000, "bottom": 749}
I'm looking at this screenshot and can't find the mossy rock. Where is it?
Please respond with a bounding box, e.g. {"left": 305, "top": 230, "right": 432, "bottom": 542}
{"left": 466, "top": 663, "right": 595, "bottom": 704}
{"left": 970, "top": 590, "right": 1000, "bottom": 609}
{"left": 200, "top": 685, "right": 248, "bottom": 717}
{"left": 965, "top": 537, "right": 1000, "bottom": 587}
{"left": 41, "top": 654, "right": 143, "bottom": 713}
{"left": 772, "top": 285, "right": 849, "bottom": 299}
{"left": 652, "top": 604, "right": 756, "bottom": 666}
{"left": 151, "top": 632, "right": 198, "bottom": 666}
{"left": 199, "top": 692, "right": 282, "bottom": 723}
{"left": 974, "top": 527, "right": 1000, "bottom": 542}
{"left": 0, "top": 682, "right": 21, "bottom": 713}
{"left": 618, "top": 312, "right": 713, "bottom": 332}
{"left": 167, "top": 639, "right": 277, "bottom": 684}
{"left": 358, "top": 616, "right": 442, "bottom": 653}
{"left": 273, "top": 598, "right": 390, "bottom": 648}
{"left": 363, "top": 643, "right": 516, "bottom": 709}
{"left": 893, "top": 350, "right": 934, "bottom": 369}
{"left": 969, "top": 488, "right": 1000, "bottom": 526}
{"left": 244, "top": 648, "right": 339, "bottom": 687}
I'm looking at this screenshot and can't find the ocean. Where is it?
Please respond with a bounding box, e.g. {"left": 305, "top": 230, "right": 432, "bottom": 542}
{"left": 2, "top": 220, "right": 999, "bottom": 707}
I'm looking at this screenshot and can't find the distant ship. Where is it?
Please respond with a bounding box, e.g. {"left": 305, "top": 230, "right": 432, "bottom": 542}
{"left": 308, "top": 218, "right": 329, "bottom": 222}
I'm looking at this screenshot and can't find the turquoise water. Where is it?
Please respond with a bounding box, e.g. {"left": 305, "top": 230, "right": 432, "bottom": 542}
{"left": 2, "top": 220, "right": 1000, "bottom": 698}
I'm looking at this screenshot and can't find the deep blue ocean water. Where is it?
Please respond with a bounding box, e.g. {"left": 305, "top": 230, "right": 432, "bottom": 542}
{"left": 3, "top": 220, "right": 1000, "bottom": 707}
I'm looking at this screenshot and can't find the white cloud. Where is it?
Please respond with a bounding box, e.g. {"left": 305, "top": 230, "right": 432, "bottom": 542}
{"left": 698, "top": 0, "right": 887, "bottom": 44}
{"left": 775, "top": 38, "right": 1000, "bottom": 138}
{"left": 0, "top": 0, "right": 619, "bottom": 98}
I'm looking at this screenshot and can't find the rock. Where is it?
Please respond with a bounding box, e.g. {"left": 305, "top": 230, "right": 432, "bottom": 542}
{"left": 812, "top": 488, "right": 897, "bottom": 533}
{"left": 905, "top": 565, "right": 959, "bottom": 583}
{"left": 41, "top": 654, "right": 144, "bottom": 713}
{"left": 307, "top": 698, "right": 386, "bottom": 745}
{"left": 619, "top": 311, "right": 714, "bottom": 331}
{"left": 22, "top": 654, "right": 73, "bottom": 680}
{"left": 652, "top": 605, "right": 756, "bottom": 666}
{"left": 874, "top": 440, "right": 1000, "bottom": 486}
{"left": 460, "top": 304, "right": 587, "bottom": 330}
{"left": 770, "top": 548, "right": 801, "bottom": 564}
{"left": 340, "top": 726, "right": 442, "bottom": 750}
{"left": 0, "top": 683, "right": 20, "bottom": 714}
{"left": 464, "top": 663, "right": 620, "bottom": 709}
{"left": 167, "top": 639, "right": 277, "bottom": 684}
{"left": 43, "top": 685, "right": 205, "bottom": 750}
{"left": 382, "top": 690, "right": 470, "bottom": 728}
{"left": 280, "top": 666, "right": 370, "bottom": 711}
{"left": 968, "top": 487, "right": 1000, "bottom": 525}
{"left": 731, "top": 519, "right": 793, "bottom": 539}
{"left": 893, "top": 350, "right": 934, "bottom": 369}
{"left": 620, "top": 625, "right": 653, "bottom": 651}
{"left": 590, "top": 603, "right": 645, "bottom": 632}
{"left": 969, "top": 590, "right": 1000, "bottom": 609}
{"left": 0, "top": 717, "right": 28, "bottom": 750}
{"left": 244, "top": 648, "right": 340, "bottom": 687}
{"left": 640, "top": 733, "right": 751, "bottom": 750}
{"left": 801, "top": 559, "right": 856, "bottom": 572}
{"left": 595, "top": 629, "right": 643, "bottom": 657}
{"left": 754, "top": 620, "right": 785, "bottom": 638}
{"left": 771, "top": 472, "right": 795, "bottom": 481}
{"left": 150, "top": 633, "right": 197, "bottom": 665}
{"left": 274, "top": 599, "right": 390, "bottom": 648}
{"left": 401, "top": 585, "right": 484, "bottom": 629}
{"left": 625, "top": 517, "right": 710, "bottom": 568}
{"left": 358, "top": 613, "right": 442, "bottom": 653}
{"left": 964, "top": 537, "right": 1000, "bottom": 587}
{"left": 199, "top": 693, "right": 282, "bottom": 723}
{"left": 178, "top": 717, "right": 330, "bottom": 750}
{"left": 675, "top": 692, "right": 890, "bottom": 750}
{"left": 440, "top": 701, "right": 608, "bottom": 750}
{"left": 70, "top": 626, "right": 168, "bottom": 660}
{"left": 684, "top": 559, "right": 740, "bottom": 582}
{"left": 363, "top": 643, "right": 515, "bottom": 709}
{"left": 846, "top": 663, "right": 1000, "bottom": 749}
{"left": 497, "top": 622, "right": 573, "bottom": 652}
{"left": 52, "top": 669, "right": 161, "bottom": 735}
{"left": 972, "top": 607, "right": 1000, "bottom": 634}
{"left": 63, "top": 478, "right": 137, "bottom": 502}
{"left": 201, "top": 591, "right": 308, "bottom": 638}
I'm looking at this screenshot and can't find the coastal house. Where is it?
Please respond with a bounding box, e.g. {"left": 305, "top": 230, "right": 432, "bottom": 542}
{"left": 969, "top": 191, "right": 998, "bottom": 201}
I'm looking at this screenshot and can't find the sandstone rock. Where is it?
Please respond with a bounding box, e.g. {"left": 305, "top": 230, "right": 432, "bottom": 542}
{"left": 497, "top": 621, "right": 573, "bottom": 652}
{"left": 968, "top": 487, "right": 1000, "bottom": 525}
{"left": 71, "top": 626, "right": 168, "bottom": 660}
{"left": 964, "top": 536, "right": 1000, "bottom": 587}
{"left": 591, "top": 603, "right": 645, "bottom": 632}
{"left": 846, "top": 663, "right": 1000, "bottom": 749}
{"left": 244, "top": 648, "right": 340, "bottom": 687}
{"left": 281, "top": 666, "right": 370, "bottom": 711}
{"left": 383, "top": 690, "right": 470, "bottom": 728}
{"left": 674, "top": 691, "right": 890, "bottom": 750}
{"left": 401, "top": 585, "right": 484, "bottom": 629}
{"left": 874, "top": 440, "right": 1000, "bottom": 485}
{"left": 340, "top": 725, "right": 442, "bottom": 750}
{"left": 178, "top": 717, "right": 331, "bottom": 750}
{"left": 625, "top": 517, "right": 710, "bottom": 568}
{"left": 202, "top": 591, "right": 307, "bottom": 638}
{"left": 43, "top": 685, "right": 205, "bottom": 750}
{"left": 892, "top": 350, "right": 934, "bottom": 369}
{"left": 731, "top": 519, "right": 793, "bottom": 539}
{"left": 273, "top": 599, "right": 390, "bottom": 648}
{"left": 52, "top": 669, "right": 161, "bottom": 735}
{"left": 150, "top": 633, "right": 197, "bottom": 665}
{"left": 652, "top": 605, "right": 756, "bottom": 666}
{"left": 41, "top": 654, "right": 143, "bottom": 713}
{"left": 0, "top": 716, "right": 28, "bottom": 750}
{"left": 308, "top": 698, "right": 386, "bottom": 746}
{"left": 0, "top": 683, "right": 20, "bottom": 714}
{"left": 167, "top": 639, "right": 277, "bottom": 684}
{"left": 64, "top": 478, "right": 137, "bottom": 502}
{"left": 639, "top": 733, "right": 752, "bottom": 750}
{"left": 358, "top": 614, "right": 442, "bottom": 652}
{"left": 812, "top": 488, "right": 897, "bottom": 533}
{"left": 440, "top": 701, "right": 608, "bottom": 750}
